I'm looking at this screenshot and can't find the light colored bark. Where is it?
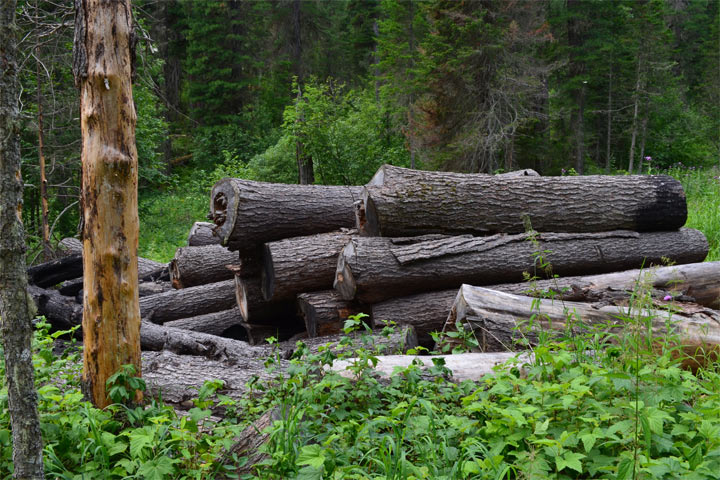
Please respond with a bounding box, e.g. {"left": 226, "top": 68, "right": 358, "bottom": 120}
{"left": 74, "top": 0, "right": 142, "bottom": 408}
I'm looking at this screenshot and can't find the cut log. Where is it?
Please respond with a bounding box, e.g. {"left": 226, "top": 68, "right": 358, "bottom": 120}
{"left": 140, "top": 279, "right": 237, "bottom": 324}
{"left": 444, "top": 285, "right": 720, "bottom": 368}
{"left": 262, "top": 229, "right": 355, "bottom": 301}
{"left": 366, "top": 164, "right": 539, "bottom": 187}
{"left": 210, "top": 178, "right": 363, "bottom": 251}
{"left": 334, "top": 229, "right": 708, "bottom": 303}
{"left": 58, "top": 237, "right": 83, "bottom": 255}
{"left": 219, "top": 409, "right": 280, "bottom": 477}
{"left": 29, "top": 285, "right": 83, "bottom": 330}
{"left": 297, "top": 290, "right": 366, "bottom": 337}
{"left": 368, "top": 261, "right": 720, "bottom": 346}
{"left": 169, "top": 245, "right": 239, "bottom": 289}
{"left": 362, "top": 174, "right": 686, "bottom": 237}
{"left": 164, "top": 308, "right": 245, "bottom": 339}
{"left": 187, "top": 221, "right": 220, "bottom": 246}
{"left": 26, "top": 254, "right": 83, "bottom": 287}
{"left": 58, "top": 258, "right": 168, "bottom": 296}
{"left": 239, "top": 321, "right": 305, "bottom": 345}
{"left": 234, "top": 275, "right": 298, "bottom": 325}
{"left": 330, "top": 352, "right": 532, "bottom": 381}
{"left": 137, "top": 281, "right": 174, "bottom": 298}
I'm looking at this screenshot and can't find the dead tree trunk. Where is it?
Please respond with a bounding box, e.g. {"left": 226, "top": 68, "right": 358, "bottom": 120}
{"left": 140, "top": 279, "right": 237, "bottom": 324}
{"left": 0, "top": 0, "right": 45, "bottom": 474}
{"left": 297, "top": 290, "right": 365, "bottom": 337}
{"left": 262, "top": 229, "right": 355, "bottom": 301}
{"left": 187, "top": 221, "right": 220, "bottom": 246}
{"left": 210, "top": 178, "right": 362, "bottom": 251}
{"left": 73, "top": 0, "right": 142, "bottom": 408}
{"left": 334, "top": 229, "right": 708, "bottom": 303}
{"left": 362, "top": 175, "right": 686, "bottom": 237}
{"left": 170, "top": 245, "right": 238, "bottom": 288}
{"left": 444, "top": 285, "right": 720, "bottom": 369}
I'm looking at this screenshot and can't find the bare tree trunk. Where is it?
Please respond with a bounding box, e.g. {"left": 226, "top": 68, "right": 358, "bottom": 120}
{"left": 605, "top": 66, "right": 613, "bottom": 172}
{"left": 628, "top": 58, "right": 643, "bottom": 173}
{"left": 295, "top": 89, "right": 314, "bottom": 185}
{"left": 0, "top": 1, "right": 46, "bottom": 476}
{"left": 35, "top": 1, "right": 50, "bottom": 261}
{"left": 73, "top": 0, "right": 142, "bottom": 408}
{"left": 637, "top": 115, "right": 649, "bottom": 174}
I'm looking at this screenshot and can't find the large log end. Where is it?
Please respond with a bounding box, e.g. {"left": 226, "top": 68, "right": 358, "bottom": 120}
{"left": 334, "top": 241, "right": 357, "bottom": 300}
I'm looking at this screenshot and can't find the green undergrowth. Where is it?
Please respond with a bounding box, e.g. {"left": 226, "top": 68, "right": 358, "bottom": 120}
{"left": 2, "top": 282, "right": 720, "bottom": 479}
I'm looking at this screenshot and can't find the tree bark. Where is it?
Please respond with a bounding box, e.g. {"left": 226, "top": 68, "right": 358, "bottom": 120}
{"left": 73, "top": 0, "right": 142, "bottom": 408}
{"left": 36, "top": 17, "right": 51, "bottom": 262}
{"left": 57, "top": 258, "right": 167, "bottom": 297}
{"left": 0, "top": 0, "right": 46, "bottom": 473}
{"left": 334, "top": 229, "right": 708, "bottom": 303}
{"left": 187, "top": 221, "right": 221, "bottom": 246}
{"left": 58, "top": 237, "right": 83, "bottom": 255}
{"left": 262, "top": 229, "right": 355, "bottom": 301}
{"left": 362, "top": 174, "right": 687, "bottom": 237}
{"left": 366, "top": 164, "right": 539, "bottom": 188}
{"left": 170, "top": 245, "right": 239, "bottom": 289}
{"left": 444, "top": 285, "right": 720, "bottom": 369}
{"left": 163, "top": 307, "right": 245, "bottom": 339}
{"left": 234, "top": 275, "right": 298, "bottom": 325}
{"left": 27, "top": 254, "right": 83, "bottom": 287}
{"left": 297, "top": 290, "right": 365, "bottom": 337}
{"left": 140, "top": 279, "right": 237, "bottom": 324}
{"left": 210, "top": 178, "right": 363, "bottom": 251}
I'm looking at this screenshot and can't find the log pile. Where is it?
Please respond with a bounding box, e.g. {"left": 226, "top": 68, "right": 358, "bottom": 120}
{"left": 29, "top": 165, "right": 720, "bottom": 410}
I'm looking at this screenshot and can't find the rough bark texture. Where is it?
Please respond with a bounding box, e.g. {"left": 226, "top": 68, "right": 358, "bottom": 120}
{"left": 140, "top": 279, "right": 237, "bottom": 324}
{"left": 368, "top": 261, "right": 720, "bottom": 347}
{"left": 0, "top": 0, "right": 46, "bottom": 474}
{"left": 170, "top": 245, "right": 238, "bottom": 289}
{"left": 210, "top": 178, "right": 363, "bottom": 251}
{"left": 235, "top": 275, "right": 298, "bottom": 325}
{"left": 164, "top": 307, "right": 245, "bottom": 339}
{"left": 366, "top": 164, "right": 539, "bottom": 187}
{"left": 331, "top": 352, "right": 532, "bottom": 382}
{"left": 362, "top": 174, "right": 687, "bottom": 237}
{"left": 29, "top": 285, "right": 84, "bottom": 330}
{"left": 262, "top": 229, "right": 355, "bottom": 301}
{"left": 58, "top": 237, "right": 83, "bottom": 255}
{"left": 74, "top": 0, "right": 142, "bottom": 408}
{"left": 219, "top": 409, "right": 280, "bottom": 478}
{"left": 445, "top": 285, "right": 720, "bottom": 367}
{"left": 56, "top": 255, "right": 166, "bottom": 296}
{"left": 187, "top": 221, "right": 220, "bottom": 246}
{"left": 297, "top": 290, "right": 365, "bottom": 337}
{"left": 334, "top": 229, "right": 708, "bottom": 303}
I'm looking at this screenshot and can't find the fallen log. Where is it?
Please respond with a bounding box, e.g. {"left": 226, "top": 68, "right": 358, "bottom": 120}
{"left": 368, "top": 261, "right": 720, "bottom": 346}
{"left": 58, "top": 260, "right": 168, "bottom": 296}
{"left": 262, "top": 229, "right": 355, "bottom": 301}
{"left": 58, "top": 237, "right": 83, "bottom": 255}
{"left": 140, "top": 279, "right": 237, "bottom": 324}
{"left": 444, "top": 285, "right": 720, "bottom": 368}
{"left": 170, "top": 245, "right": 239, "bottom": 289}
{"left": 366, "top": 164, "right": 539, "bottom": 187}
{"left": 362, "top": 174, "right": 687, "bottom": 237}
{"left": 187, "top": 221, "right": 220, "bottom": 246}
{"left": 29, "top": 285, "right": 83, "bottom": 330}
{"left": 297, "top": 290, "right": 366, "bottom": 337}
{"left": 235, "top": 276, "right": 298, "bottom": 325}
{"left": 239, "top": 321, "right": 305, "bottom": 345}
{"left": 164, "top": 308, "right": 245, "bottom": 339}
{"left": 334, "top": 229, "right": 708, "bottom": 303}
{"left": 210, "top": 178, "right": 363, "bottom": 251}
{"left": 27, "top": 254, "right": 83, "bottom": 287}
{"left": 330, "top": 352, "right": 532, "bottom": 381}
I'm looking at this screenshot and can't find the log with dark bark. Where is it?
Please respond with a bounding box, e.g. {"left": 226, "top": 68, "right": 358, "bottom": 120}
{"left": 164, "top": 308, "right": 245, "bottom": 339}
{"left": 29, "top": 285, "right": 83, "bottom": 331}
{"left": 187, "top": 221, "right": 220, "bottom": 246}
{"left": 297, "top": 290, "right": 365, "bottom": 337}
{"left": 262, "top": 229, "right": 355, "bottom": 301}
{"left": 210, "top": 178, "right": 363, "bottom": 251}
{"left": 368, "top": 261, "right": 720, "bottom": 346}
{"left": 235, "top": 275, "right": 298, "bottom": 325}
{"left": 334, "top": 229, "right": 708, "bottom": 303}
{"left": 26, "top": 254, "right": 83, "bottom": 287}
{"left": 140, "top": 279, "right": 237, "bottom": 324}
{"left": 170, "top": 245, "right": 239, "bottom": 289}
{"left": 366, "top": 164, "right": 539, "bottom": 187}
{"left": 444, "top": 285, "right": 720, "bottom": 368}
{"left": 58, "top": 258, "right": 168, "bottom": 296}
{"left": 239, "top": 321, "right": 306, "bottom": 345}
{"left": 362, "top": 174, "right": 686, "bottom": 237}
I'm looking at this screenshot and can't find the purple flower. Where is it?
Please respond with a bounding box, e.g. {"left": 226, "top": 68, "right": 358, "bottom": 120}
{"left": 663, "top": 295, "right": 672, "bottom": 301}
{"left": 644, "top": 156, "right": 652, "bottom": 162}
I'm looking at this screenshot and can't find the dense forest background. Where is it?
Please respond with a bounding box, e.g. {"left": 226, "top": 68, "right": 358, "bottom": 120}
{"left": 14, "top": 0, "right": 719, "bottom": 261}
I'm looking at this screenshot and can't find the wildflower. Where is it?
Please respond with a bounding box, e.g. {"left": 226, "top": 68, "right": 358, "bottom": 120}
{"left": 561, "top": 168, "right": 566, "bottom": 175}
{"left": 644, "top": 156, "right": 652, "bottom": 162}
{"left": 663, "top": 295, "right": 672, "bottom": 301}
